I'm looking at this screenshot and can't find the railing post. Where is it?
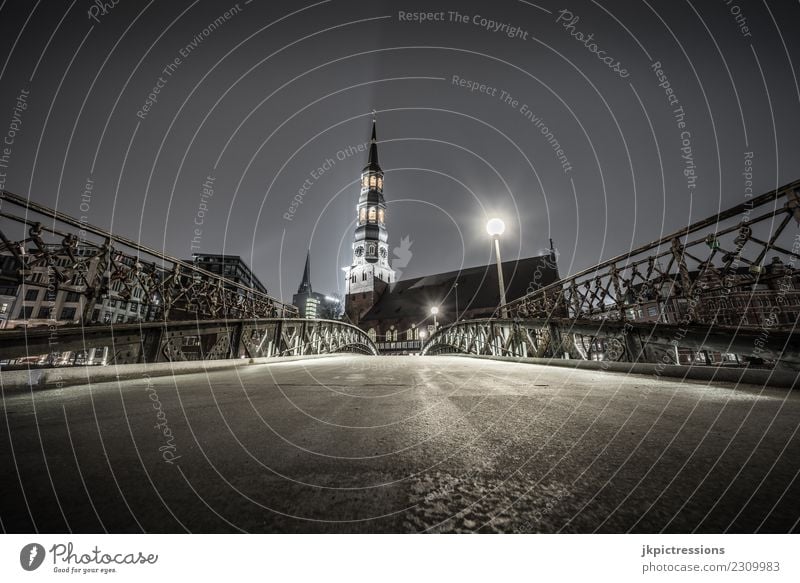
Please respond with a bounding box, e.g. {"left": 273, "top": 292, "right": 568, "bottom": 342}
{"left": 274, "top": 319, "right": 283, "bottom": 357}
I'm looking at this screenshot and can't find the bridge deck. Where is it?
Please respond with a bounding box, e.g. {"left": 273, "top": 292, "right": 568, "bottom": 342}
{"left": 1, "top": 356, "right": 797, "bottom": 533}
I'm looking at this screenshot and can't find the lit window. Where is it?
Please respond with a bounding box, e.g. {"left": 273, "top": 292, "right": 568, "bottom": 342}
{"left": 378, "top": 208, "right": 385, "bottom": 224}
{"left": 359, "top": 207, "right": 367, "bottom": 223}
{"left": 362, "top": 176, "right": 369, "bottom": 188}
{"left": 368, "top": 207, "right": 376, "bottom": 222}
{"left": 369, "top": 175, "right": 377, "bottom": 188}
{"left": 377, "top": 177, "right": 383, "bottom": 190}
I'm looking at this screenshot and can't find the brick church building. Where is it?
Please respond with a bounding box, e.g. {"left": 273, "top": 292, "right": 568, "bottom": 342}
{"left": 343, "top": 118, "right": 561, "bottom": 351}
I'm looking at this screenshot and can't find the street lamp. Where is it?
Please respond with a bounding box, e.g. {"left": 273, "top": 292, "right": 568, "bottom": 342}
{"left": 486, "top": 218, "right": 508, "bottom": 318}
{"left": 430, "top": 306, "right": 439, "bottom": 329}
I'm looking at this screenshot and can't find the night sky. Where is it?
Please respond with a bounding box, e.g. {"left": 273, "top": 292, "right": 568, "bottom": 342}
{"left": 0, "top": 0, "right": 798, "bottom": 302}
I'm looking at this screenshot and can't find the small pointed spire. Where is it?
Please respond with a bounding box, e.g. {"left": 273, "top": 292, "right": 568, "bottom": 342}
{"left": 297, "top": 250, "right": 312, "bottom": 294}
{"left": 365, "top": 113, "right": 381, "bottom": 171}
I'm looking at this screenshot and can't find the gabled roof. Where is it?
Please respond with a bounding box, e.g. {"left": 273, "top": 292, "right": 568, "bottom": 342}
{"left": 360, "top": 253, "right": 560, "bottom": 322}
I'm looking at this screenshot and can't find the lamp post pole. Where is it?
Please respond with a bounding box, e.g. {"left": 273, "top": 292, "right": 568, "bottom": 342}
{"left": 486, "top": 218, "right": 508, "bottom": 318}
{"left": 454, "top": 282, "right": 459, "bottom": 321}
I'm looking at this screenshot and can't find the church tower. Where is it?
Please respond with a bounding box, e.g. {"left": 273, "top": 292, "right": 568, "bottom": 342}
{"left": 345, "top": 116, "right": 395, "bottom": 326}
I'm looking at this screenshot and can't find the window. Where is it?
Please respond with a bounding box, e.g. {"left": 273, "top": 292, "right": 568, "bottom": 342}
{"left": 377, "top": 177, "right": 383, "bottom": 190}
{"left": 362, "top": 176, "right": 369, "bottom": 188}
{"left": 108, "top": 299, "right": 117, "bottom": 308}
{"left": 65, "top": 291, "right": 81, "bottom": 303}
{"left": 92, "top": 309, "right": 101, "bottom": 322}
{"left": 378, "top": 208, "right": 385, "bottom": 224}
{"left": 647, "top": 306, "right": 658, "bottom": 317}
{"left": 130, "top": 302, "right": 137, "bottom": 312}
{"left": 37, "top": 306, "right": 52, "bottom": 319}
{"left": 0, "top": 302, "right": 8, "bottom": 315}
{"left": 20, "top": 306, "right": 34, "bottom": 319}
{"left": 369, "top": 175, "right": 377, "bottom": 188}
{"left": 362, "top": 272, "right": 367, "bottom": 281}
{"left": 25, "top": 288, "right": 39, "bottom": 301}
{"left": 116, "top": 314, "right": 125, "bottom": 323}
{"left": 60, "top": 307, "right": 77, "bottom": 320}
{"left": 367, "top": 328, "right": 376, "bottom": 341}
{"left": 368, "top": 207, "right": 376, "bottom": 222}
{"left": 103, "top": 312, "right": 112, "bottom": 324}
{"left": 359, "top": 207, "right": 366, "bottom": 223}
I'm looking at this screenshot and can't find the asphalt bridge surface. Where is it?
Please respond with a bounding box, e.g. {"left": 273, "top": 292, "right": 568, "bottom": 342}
{"left": 1, "top": 355, "right": 798, "bottom": 533}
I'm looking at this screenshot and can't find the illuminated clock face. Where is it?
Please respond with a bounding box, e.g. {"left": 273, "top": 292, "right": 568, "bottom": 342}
{"left": 354, "top": 246, "right": 364, "bottom": 257}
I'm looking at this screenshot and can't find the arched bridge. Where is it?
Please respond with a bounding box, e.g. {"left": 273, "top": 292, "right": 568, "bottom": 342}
{"left": 0, "top": 190, "right": 376, "bottom": 365}
{"left": 423, "top": 179, "right": 800, "bottom": 372}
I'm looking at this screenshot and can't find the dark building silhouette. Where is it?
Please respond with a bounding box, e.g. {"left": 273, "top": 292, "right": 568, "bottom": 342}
{"left": 190, "top": 253, "right": 268, "bottom": 295}
{"left": 292, "top": 251, "right": 330, "bottom": 318}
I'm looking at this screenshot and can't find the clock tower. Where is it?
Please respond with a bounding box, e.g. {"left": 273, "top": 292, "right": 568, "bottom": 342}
{"left": 345, "top": 116, "right": 395, "bottom": 326}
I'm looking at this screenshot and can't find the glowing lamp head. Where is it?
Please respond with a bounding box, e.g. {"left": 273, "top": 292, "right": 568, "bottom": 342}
{"left": 486, "top": 218, "right": 505, "bottom": 237}
{"left": 430, "top": 306, "right": 439, "bottom": 315}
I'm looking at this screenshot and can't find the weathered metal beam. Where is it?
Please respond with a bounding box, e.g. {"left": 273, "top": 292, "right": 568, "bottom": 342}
{"left": 422, "top": 317, "right": 800, "bottom": 368}
{"left": 0, "top": 318, "right": 378, "bottom": 363}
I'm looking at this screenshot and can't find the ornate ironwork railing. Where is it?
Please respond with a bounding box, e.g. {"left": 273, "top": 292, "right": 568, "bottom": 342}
{"left": 0, "top": 318, "right": 377, "bottom": 366}
{"left": 503, "top": 179, "right": 800, "bottom": 327}
{"left": 0, "top": 190, "right": 297, "bottom": 322}
{"left": 420, "top": 317, "right": 800, "bottom": 368}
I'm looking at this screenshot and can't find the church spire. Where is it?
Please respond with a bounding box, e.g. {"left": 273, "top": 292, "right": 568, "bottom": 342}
{"left": 364, "top": 113, "right": 381, "bottom": 171}
{"left": 297, "top": 250, "right": 312, "bottom": 294}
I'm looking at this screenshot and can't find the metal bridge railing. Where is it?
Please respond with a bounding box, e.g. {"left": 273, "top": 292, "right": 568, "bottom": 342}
{"left": 503, "top": 179, "right": 800, "bottom": 327}
{"left": 423, "top": 180, "right": 800, "bottom": 369}
{"left": 0, "top": 190, "right": 297, "bottom": 324}
{"left": 0, "top": 318, "right": 377, "bottom": 367}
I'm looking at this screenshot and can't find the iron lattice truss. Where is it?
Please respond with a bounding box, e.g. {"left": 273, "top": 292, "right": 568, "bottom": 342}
{"left": 419, "top": 317, "right": 799, "bottom": 368}
{"left": 0, "top": 190, "right": 297, "bottom": 321}
{"left": 504, "top": 179, "right": 800, "bottom": 327}
{"left": 0, "top": 318, "right": 377, "bottom": 365}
